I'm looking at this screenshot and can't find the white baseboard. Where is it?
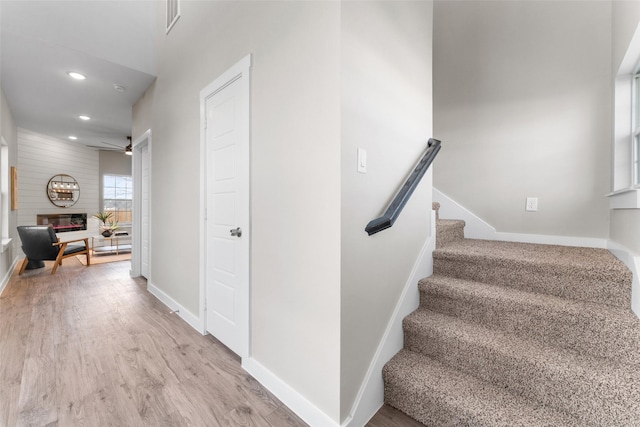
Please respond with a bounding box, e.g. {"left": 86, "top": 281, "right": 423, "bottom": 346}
{"left": 147, "top": 281, "right": 204, "bottom": 333}
{"left": 433, "top": 188, "right": 607, "bottom": 249}
{"left": 242, "top": 357, "right": 341, "bottom": 427}
{"left": 344, "top": 211, "right": 437, "bottom": 427}
{"left": 0, "top": 256, "right": 21, "bottom": 296}
{"left": 607, "top": 241, "right": 640, "bottom": 318}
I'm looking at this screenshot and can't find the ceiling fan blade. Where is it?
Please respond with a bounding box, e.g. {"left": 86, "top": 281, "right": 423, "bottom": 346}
{"left": 86, "top": 145, "right": 122, "bottom": 151}
{"left": 98, "top": 141, "right": 125, "bottom": 148}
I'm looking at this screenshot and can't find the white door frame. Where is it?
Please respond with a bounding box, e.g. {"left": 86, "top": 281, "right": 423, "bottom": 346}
{"left": 199, "top": 55, "right": 251, "bottom": 357}
{"left": 131, "top": 129, "right": 152, "bottom": 279}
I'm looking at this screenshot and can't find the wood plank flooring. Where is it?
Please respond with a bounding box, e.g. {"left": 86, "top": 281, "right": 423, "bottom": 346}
{"left": 0, "top": 257, "right": 421, "bottom": 427}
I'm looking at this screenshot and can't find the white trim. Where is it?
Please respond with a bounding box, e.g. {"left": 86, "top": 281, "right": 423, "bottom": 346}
{"left": 131, "top": 130, "right": 152, "bottom": 279}
{"left": 1, "top": 138, "right": 8, "bottom": 241}
{"left": 434, "top": 188, "right": 607, "bottom": 248}
{"left": 147, "top": 280, "right": 204, "bottom": 333}
{"left": 433, "top": 188, "right": 497, "bottom": 240}
{"left": 344, "top": 211, "right": 436, "bottom": 427}
{"left": 607, "top": 187, "right": 640, "bottom": 209}
{"left": 612, "top": 21, "right": 640, "bottom": 196}
{"left": 607, "top": 240, "right": 640, "bottom": 318}
{"left": 199, "top": 54, "right": 252, "bottom": 355}
{"left": 1, "top": 238, "right": 12, "bottom": 254}
{"left": 0, "top": 255, "right": 21, "bottom": 296}
{"left": 242, "top": 357, "right": 341, "bottom": 427}
{"left": 166, "top": 0, "right": 180, "bottom": 34}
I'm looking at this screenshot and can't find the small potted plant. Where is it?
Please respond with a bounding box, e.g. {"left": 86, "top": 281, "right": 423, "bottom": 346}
{"left": 93, "top": 212, "right": 119, "bottom": 237}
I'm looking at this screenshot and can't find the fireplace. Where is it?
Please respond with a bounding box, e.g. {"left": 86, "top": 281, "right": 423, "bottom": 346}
{"left": 36, "top": 213, "right": 87, "bottom": 233}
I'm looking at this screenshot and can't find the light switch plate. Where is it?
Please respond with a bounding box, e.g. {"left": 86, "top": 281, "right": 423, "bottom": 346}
{"left": 357, "top": 148, "right": 367, "bottom": 173}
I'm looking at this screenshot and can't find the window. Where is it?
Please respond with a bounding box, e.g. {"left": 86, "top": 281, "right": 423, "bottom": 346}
{"left": 610, "top": 22, "right": 640, "bottom": 208}
{"left": 0, "top": 139, "right": 8, "bottom": 248}
{"left": 634, "top": 73, "right": 640, "bottom": 186}
{"left": 166, "top": 0, "right": 180, "bottom": 34}
{"left": 103, "top": 175, "right": 132, "bottom": 224}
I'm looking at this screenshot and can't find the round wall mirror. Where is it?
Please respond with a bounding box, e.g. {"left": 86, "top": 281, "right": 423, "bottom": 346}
{"left": 47, "top": 174, "right": 80, "bottom": 208}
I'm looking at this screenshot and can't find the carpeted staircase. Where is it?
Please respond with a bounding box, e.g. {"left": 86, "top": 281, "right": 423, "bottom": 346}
{"left": 383, "top": 203, "right": 640, "bottom": 426}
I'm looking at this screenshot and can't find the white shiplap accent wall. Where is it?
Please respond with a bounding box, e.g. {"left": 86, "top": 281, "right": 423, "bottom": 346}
{"left": 17, "top": 129, "right": 99, "bottom": 238}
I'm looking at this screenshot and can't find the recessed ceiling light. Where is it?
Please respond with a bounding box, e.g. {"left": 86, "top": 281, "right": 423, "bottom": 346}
{"left": 68, "top": 72, "right": 86, "bottom": 80}
{"left": 68, "top": 136, "right": 78, "bottom": 140}
{"left": 113, "top": 84, "right": 126, "bottom": 93}
{"left": 78, "top": 115, "right": 91, "bottom": 121}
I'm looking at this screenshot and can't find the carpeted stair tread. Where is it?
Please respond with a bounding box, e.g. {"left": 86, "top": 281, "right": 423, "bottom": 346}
{"left": 418, "top": 274, "right": 640, "bottom": 362}
{"left": 384, "top": 215, "right": 638, "bottom": 426}
{"left": 383, "top": 349, "right": 582, "bottom": 427}
{"left": 433, "top": 239, "right": 632, "bottom": 308}
{"left": 432, "top": 202, "right": 440, "bottom": 220}
{"left": 403, "top": 309, "right": 640, "bottom": 425}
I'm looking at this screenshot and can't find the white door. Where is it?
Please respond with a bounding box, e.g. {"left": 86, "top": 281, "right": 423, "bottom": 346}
{"left": 140, "top": 143, "right": 150, "bottom": 278}
{"left": 202, "top": 56, "right": 250, "bottom": 357}
{"left": 132, "top": 131, "right": 151, "bottom": 279}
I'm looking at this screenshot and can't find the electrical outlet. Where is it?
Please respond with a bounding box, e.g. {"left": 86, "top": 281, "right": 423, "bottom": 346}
{"left": 526, "top": 197, "right": 538, "bottom": 212}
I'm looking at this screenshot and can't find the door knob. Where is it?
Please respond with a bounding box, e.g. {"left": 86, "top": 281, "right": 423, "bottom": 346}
{"left": 230, "top": 227, "right": 242, "bottom": 237}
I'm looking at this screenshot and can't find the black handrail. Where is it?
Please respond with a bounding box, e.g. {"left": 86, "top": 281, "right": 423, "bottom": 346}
{"left": 365, "top": 138, "right": 441, "bottom": 236}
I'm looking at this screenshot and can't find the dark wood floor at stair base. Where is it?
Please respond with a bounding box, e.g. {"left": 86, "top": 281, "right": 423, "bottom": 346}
{"left": 0, "top": 258, "right": 307, "bottom": 426}
{"left": 367, "top": 405, "right": 425, "bottom": 426}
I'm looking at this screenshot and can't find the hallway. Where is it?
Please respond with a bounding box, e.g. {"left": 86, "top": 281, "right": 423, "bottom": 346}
{"left": 0, "top": 259, "right": 306, "bottom": 426}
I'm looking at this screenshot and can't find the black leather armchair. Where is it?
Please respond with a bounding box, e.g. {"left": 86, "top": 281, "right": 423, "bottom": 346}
{"left": 17, "top": 225, "right": 90, "bottom": 275}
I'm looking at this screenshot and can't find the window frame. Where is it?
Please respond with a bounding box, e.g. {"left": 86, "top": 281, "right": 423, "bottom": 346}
{"left": 102, "top": 174, "right": 133, "bottom": 226}
{"left": 0, "top": 138, "right": 10, "bottom": 252}
{"left": 609, "top": 22, "right": 640, "bottom": 209}
{"left": 633, "top": 73, "right": 640, "bottom": 187}
{"left": 166, "top": 0, "right": 180, "bottom": 34}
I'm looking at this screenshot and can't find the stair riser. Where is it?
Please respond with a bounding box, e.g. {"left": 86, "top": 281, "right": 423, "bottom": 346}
{"left": 403, "top": 321, "right": 640, "bottom": 425}
{"left": 384, "top": 380, "right": 480, "bottom": 427}
{"left": 384, "top": 350, "right": 582, "bottom": 426}
{"left": 436, "top": 224, "right": 464, "bottom": 248}
{"left": 433, "top": 256, "right": 631, "bottom": 308}
{"left": 419, "top": 280, "right": 640, "bottom": 363}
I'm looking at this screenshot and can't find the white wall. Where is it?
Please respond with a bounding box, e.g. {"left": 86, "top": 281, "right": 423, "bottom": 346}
{"left": 613, "top": 1, "right": 640, "bottom": 74}
{"left": 17, "top": 129, "right": 99, "bottom": 233}
{"left": 340, "top": 1, "right": 433, "bottom": 422}
{"left": 433, "top": 1, "right": 612, "bottom": 239}
{"left": 134, "top": 2, "right": 436, "bottom": 423}
{"left": 134, "top": 1, "right": 342, "bottom": 422}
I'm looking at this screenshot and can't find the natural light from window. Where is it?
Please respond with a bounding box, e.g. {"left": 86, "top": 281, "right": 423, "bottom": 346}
{"left": 103, "top": 175, "right": 132, "bottom": 224}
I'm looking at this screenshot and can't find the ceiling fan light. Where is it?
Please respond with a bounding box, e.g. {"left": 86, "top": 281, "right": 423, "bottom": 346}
{"left": 68, "top": 72, "right": 86, "bottom": 80}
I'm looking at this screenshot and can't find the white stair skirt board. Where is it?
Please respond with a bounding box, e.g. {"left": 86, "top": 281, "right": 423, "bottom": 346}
{"left": 608, "top": 241, "right": 640, "bottom": 318}
{"left": 433, "top": 188, "right": 607, "bottom": 249}
{"left": 243, "top": 213, "right": 437, "bottom": 427}
{"left": 345, "top": 211, "right": 437, "bottom": 427}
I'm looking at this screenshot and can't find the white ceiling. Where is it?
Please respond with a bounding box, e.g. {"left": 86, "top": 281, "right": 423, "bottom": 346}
{"left": 1, "top": 1, "right": 158, "bottom": 151}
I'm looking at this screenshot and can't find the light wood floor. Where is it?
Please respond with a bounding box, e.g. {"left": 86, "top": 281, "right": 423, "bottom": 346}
{"left": 0, "top": 257, "right": 421, "bottom": 427}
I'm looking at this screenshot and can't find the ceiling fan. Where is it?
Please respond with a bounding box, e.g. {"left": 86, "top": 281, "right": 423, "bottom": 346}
{"left": 86, "top": 136, "right": 132, "bottom": 155}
